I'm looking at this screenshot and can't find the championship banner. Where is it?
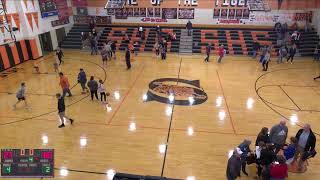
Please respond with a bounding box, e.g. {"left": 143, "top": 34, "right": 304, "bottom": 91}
{"left": 162, "top": 8, "right": 177, "bottom": 19}
{"left": 154, "top": 8, "right": 161, "bottom": 17}
{"left": 31, "top": 0, "right": 35, "bottom": 9}
{"left": 39, "top": 0, "right": 58, "bottom": 18}
{"left": 140, "top": 8, "right": 146, "bottom": 17}
{"left": 115, "top": 8, "right": 127, "bottom": 19}
{"left": 25, "top": 13, "right": 33, "bottom": 31}
{"left": 178, "top": 8, "right": 194, "bottom": 19}
{"left": 32, "top": 12, "right": 38, "bottom": 29}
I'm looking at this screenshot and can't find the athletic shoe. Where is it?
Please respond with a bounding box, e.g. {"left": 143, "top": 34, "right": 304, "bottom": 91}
{"left": 70, "top": 119, "right": 74, "bottom": 125}
{"left": 58, "top": 124, "right": 65, "bottom": 128}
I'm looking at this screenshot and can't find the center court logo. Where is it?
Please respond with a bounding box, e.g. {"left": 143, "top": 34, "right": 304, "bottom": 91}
{"left": 145, "top": 78, "right": 208, "bottom": 106}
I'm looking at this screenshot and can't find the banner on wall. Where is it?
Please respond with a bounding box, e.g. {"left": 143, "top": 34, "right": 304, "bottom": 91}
{"left": 140, "top": 8, "right": 146, "bottom": 17}
{"left": 0, "top": 15, "right": 4, "bottom": 33}
{"left": 141, "top": 17, "right": 167, "bottom": 23}
{"left": 162, "top": 8, "right": 177, "bottom": 19}
{"left": 32, "top": 12, "right": 39, "bottom": 29}
{"left": 25, "top": 13, "right": 33, "bottom": 30}
{"left": 147, "top": 8, "right": 154, "bottom": 17}
{"left": 39, "top": 0, "right": 58, "bottom": 18}
{"left": 178, "top": 8, "right": 194, "bottom": 19}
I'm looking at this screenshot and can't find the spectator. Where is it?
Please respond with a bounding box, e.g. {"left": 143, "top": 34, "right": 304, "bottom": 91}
{"left": 286, "top": 44, "right": 296, "bottom": 64}
{"left": 100, "top": 42, "right": 108, "bottom": 66}
{"left": 111, "top": 41, "right": 116, "bottom": 60}
{"left": 59, "top": 72, "right": 72, "bottom": 97}
{"left": 252, "top": 41, "right": 260, "bottom": 59}
{"left": 259, "top": 45, "right": 268, "bottom": 63}
{"left": 270, "top": 119, "right": 288, "bottom": 154}
{"left": 90, "top": 37, "right": 98, "bottom": 55}
{"left": 204, "top": 43, "right": 211, "bottom": 62}
{"left": 256, "top": 127, "right": 270, "bottom": 146}
{"left": 156, "top": 25, "right": 161, "bottom": 35}
{"left": 89, "top": 17, "right": 95, "bottom": 30}
{"left": 283, "top": 137, "right": 297, "bottom": 164}
{"left": 260, "top": 143, "right": 277, "bottom": 180}
{"left": 262, "top": 51, "right": 271, "bottom": 71}
{"left": 186, "top": 20, "right": 193, "bottom": 36}
{"left": 295, "top": 124, "right": 317, "bottom": 171}
{"left": 125, "top": 48, "right": 131, "bottom": 69}
{"left": 154, "top": 42, "right": 160, "bottom": 57}
{"left": 138, "top": 26, "right": 143, "bottom": 37}
{"left": 87, "top": 76, "right": 99, "bottom": 101}
{"left": 92, "top": 28, "right": 97, "bottom": 37}
{"left": 77, "top": 68, "right": 88, "bottom": 94}
{"left": 238, "top": 139, "right": 252, "bottom": 176}
{"left": 160, "top": 43, "right": 167, "bottom": 60}
{"left": 226, "top": 148, "right": 242, "bottom": 180}
{"left": 270, "top": 155, "right": 288, "bottom": 180}
{"left": 217, "top": 45, "right": 225, "bottom": 63}
{"left": 278, "top": 45, "right": 287, "bottom": 64}
{"left": 134, "top": 41, "right": 139, "bottom": 56}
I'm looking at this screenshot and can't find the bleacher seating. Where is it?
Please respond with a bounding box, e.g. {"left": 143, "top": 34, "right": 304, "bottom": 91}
{"left": 98, "top": 26, "right": 181, "bottom": 53}
{"left": 60, "top": 25, "right": 91, "bottom": 49}
{"left": 61, "top": 24, "right": 320, "bottom": 57}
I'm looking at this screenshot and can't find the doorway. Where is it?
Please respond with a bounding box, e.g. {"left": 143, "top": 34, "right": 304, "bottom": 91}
{"left": 39, "top": 32, "right": 53, "bottom": 55}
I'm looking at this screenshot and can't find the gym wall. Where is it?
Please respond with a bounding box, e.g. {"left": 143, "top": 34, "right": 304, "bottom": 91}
{"left": 0, "top": 39, "right": 40, "bottom": 72}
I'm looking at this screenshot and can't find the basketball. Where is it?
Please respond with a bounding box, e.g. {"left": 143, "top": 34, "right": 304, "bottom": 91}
{"left": 106, "top": 92, "right": 110, "bottom": 96}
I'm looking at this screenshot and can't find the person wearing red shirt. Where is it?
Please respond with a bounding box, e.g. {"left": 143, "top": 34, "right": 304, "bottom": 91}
{"left": 59, "top": 72, "right": 72, "bottom": 97}
{"left": 270, "top": 155, "right": 288, "bottom": 180}
{"left": 218, "top": 45, "right": 225, "bottom": 63}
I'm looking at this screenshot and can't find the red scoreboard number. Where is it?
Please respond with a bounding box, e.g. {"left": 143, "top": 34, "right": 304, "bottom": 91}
{"left": 3, "top": 151, "right": 12, "bottom": 159}
{"left": 41, "top": 151, "right": 53, "bottom": 159}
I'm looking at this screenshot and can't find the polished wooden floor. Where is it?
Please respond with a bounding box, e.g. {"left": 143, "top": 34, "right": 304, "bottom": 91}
{"left": 0, "top": 50, "right": 320, "bottom": 180}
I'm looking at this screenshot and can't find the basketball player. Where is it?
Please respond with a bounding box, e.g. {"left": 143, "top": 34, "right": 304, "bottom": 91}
{"left": 56, "top": 93, "right": 74, "bottom": 128}
{"left": 13, "top": 82, "right": 28, "bottom": 109}
{"left": 59, "top": 72, "right": 72, "bottom": 97}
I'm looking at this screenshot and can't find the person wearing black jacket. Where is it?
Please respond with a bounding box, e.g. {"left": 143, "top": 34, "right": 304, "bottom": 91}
{"left": 295, "top": 124, "right": 317, "bottom": 170}
{"left": 56, "top": 47, "right": 64, "bottom": 65}
{"left": 87, "top": 76, "right": 99, "bottom": 101}
{"left": 260, "top": 143, "right": 276, "bottom": 180}
{"left": 286, "top": 44, "right": 296, "bottom": 64}
{"left": 125, "top": 48, "right": 131, "bottom": 70}
{"left": 226, "top": 148, "right": 241, "bottom": 180}
{"left": 186, "top": 20, "right": 192, "bottom": 36}
{"left": 252, "top": 41, "right": 260, "bottom": 59}
{"left": 255, "top": 127, "right": 271, "bottom": 146}
{"left": 56, "top": 93, "right": 74, "bottom": 128}
{"left": 111, "top": 41, "right": 116, "bottom": 60}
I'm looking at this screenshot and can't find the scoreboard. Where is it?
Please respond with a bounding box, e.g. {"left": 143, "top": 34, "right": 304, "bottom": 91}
{"left": 1, "top": 149, "right": 54, "bottom": 178}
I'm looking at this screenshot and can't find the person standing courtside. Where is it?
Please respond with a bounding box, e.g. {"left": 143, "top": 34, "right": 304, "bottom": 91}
{"left": 218, "top": 45, "right": 225, "bottom": 63}
{"left": 13, "top": 82, "right": 28, "bottom": 109}
{"left": 252, "top": 41, "right": 260, "bottom": 59}
{"left": 295, "top": 124, "right": 317, "bottom": 171}
{"left": 90, "top": 37, "right": 98, "bottom": 55}
{"left": 204, "top": 43, "right": 211, "bottom": 62}
{"left": 59, "top": 72, "right": 72, "bottom": 97}
{"left": 77, "top": 68, "right": 88, "bottom": 94}
{"left": 226, "top": 148, "right": 242, "bottom": 180}
{"left": 56, "top": 46, "right": 64, "bottom": 65}
{"left": 287, "top": 44, "right": 296, "bottom": 64}
{"left": 262, "top": 51, "right": 271, "bottom": 71}
{"left": 56, "top": 93, "right": 74, "bottom": 128}
{"left": 87, "top": 76, "right": 99, "bottom": 101}
{"left": 125, "top": 48, "right": 131, "bottom": 69}
{"left": 186, "top": 20, "right": 193, "bottom": 36}
{"left": 270, "top": 119, "right": 288, "bottom": 154}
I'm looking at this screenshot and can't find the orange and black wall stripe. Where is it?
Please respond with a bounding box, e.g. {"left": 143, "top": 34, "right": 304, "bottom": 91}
{"left": 0, "top": 39, "right": 41, "bottom": 72}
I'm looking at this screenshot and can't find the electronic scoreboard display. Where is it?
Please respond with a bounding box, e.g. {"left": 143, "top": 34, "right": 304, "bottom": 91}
{"left": 1, "top": 149, "right": 54, "bottom": 178}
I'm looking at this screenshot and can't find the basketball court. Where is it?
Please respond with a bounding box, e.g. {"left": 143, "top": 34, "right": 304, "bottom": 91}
{"left": 0, "top": 51, "right": 320, "bottom": 179}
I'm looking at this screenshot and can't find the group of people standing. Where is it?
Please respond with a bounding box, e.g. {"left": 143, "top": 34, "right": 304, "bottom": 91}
{"left": 251, "top": 41, "right": 297, "bottom": 71}
{"left": 227, "top": 120, "right": 317, "bottom": 180}
{"left": 204, "top": 44, "right": 226, "bottom": 63}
